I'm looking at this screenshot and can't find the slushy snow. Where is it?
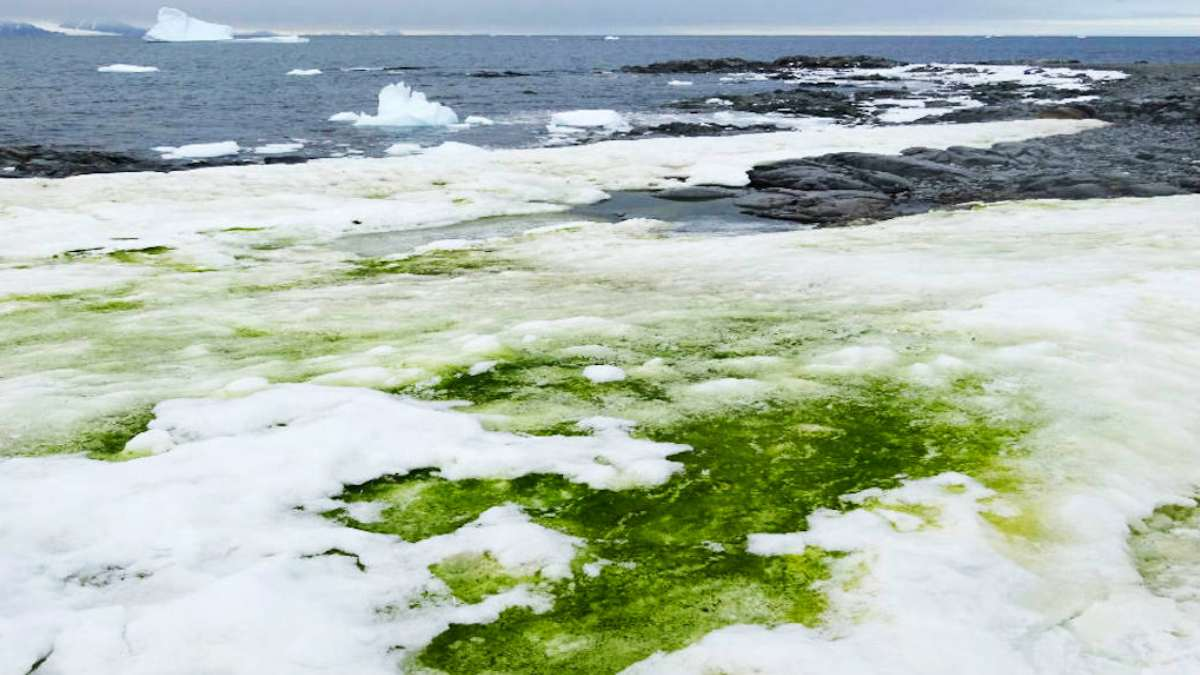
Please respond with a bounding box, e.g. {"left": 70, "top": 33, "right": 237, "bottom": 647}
{"left": 98, "top": 64, "right": 159, "bottom": 73}
{"left": 154, "top": 141, "right": 240, "bottom": 160}
{"left": 330, "top": 82, "right": 459, "bottom": 127}
{"left": 143, "top": 7, "right": 234, "bottom": 42}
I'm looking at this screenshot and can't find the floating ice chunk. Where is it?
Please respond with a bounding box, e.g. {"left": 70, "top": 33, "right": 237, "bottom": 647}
{"left": 604, "top": 35, "right": 621, "bottom": 40}
{"left": 548, "top": 109, "right": 632, "bottom": 134}
{"left": 143, "top": 7, "right": 234, "bottom": 42}
{"left": 154, "top": 141, "right": 240, "bottom": 160}
{"left": 582, "top": 365, "right": 626, "bottom": 383}
{"left": 97, "top": 64, "right": 159, "bottom": 73}
{"left": 240, "top": 35, "right": 309, "bottom": 43}
{"left": 465, "top": 115, "right": 496, "bottom": 126}
{"left": 253, "top": 142, "right": 304, "bottom": 155}
{"left": 330, "top": 82, "right": 459, "bottom": 127}
{"left": 668, "top": 80, "right": 694, "bottom": 87}
{"left": 287, "top": 68, "right": 322, "bottom": 76}
{"left": 384, "top": 142, "right": 423, "bottom": 157}
{"left": 706, "top": 97, "right": 733, "bottom": 106}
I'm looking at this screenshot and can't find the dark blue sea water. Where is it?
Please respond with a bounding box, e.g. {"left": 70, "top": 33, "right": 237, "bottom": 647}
{"left": 1, "top": 35, "right": 1197, "bottom": 159}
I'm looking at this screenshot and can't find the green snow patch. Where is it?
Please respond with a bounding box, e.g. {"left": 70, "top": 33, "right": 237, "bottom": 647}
{"left": 346, "top": 248, "right": 522, "bottom": 279}
{"left": 1130, "top": 499, "right": 1200, "bottom": 603}
{"left": 334, "top": 374, "right": 1030, "bottom": 673}
{"left": 430, "top": 552, "right": 538, "bottom": 605}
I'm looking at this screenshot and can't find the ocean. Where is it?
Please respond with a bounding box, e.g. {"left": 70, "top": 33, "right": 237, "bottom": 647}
{"left": 2, "top": 35, "right": 1198, "bottom": 158}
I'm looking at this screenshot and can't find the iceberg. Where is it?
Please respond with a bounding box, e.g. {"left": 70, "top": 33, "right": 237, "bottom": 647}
{"left": 98, "top": 64, "right": 159, "bottom": 73}
{"left": 154, "top": 141, "right": 240, "bottom": 160}
{"left": 329, "top": 82, "right": 459, "bottom": 127}
{"left": 143, "top": 7, "right": 234, "bottom": 42}
{"left": 287, "top": 68, "right": 322, "bottom": 76}
{"left": 240, "top": 35, "right": 309, "bottom": 44}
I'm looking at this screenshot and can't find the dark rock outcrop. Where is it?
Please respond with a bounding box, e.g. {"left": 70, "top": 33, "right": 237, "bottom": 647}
{"left": 622, "top": 54, "right": 903, "bottom": 74}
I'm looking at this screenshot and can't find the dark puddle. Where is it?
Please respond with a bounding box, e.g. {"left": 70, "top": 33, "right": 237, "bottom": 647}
{"left": 332, "top": 190, "right": 794, "bottom": 257}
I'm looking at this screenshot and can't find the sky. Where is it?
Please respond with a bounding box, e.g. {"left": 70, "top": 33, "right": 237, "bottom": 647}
{"left": 7, "top": 1, "right": 1200, "bottom": 35}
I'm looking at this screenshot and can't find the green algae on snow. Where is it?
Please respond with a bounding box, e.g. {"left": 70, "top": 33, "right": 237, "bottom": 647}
{"left": 430, "top": 552, "right": 536, "bottom": 604}
{"left": 1130, "top": 500, "right": 1200, "bottom": 603}
{"left": 332, "top": 377, "right": 1029, "bottom": 673}
{"left": 18, "top": 405, "right": 156, "bottom": 460}
{"left": 345, "top": 249, "right": 522, "bottom": 279}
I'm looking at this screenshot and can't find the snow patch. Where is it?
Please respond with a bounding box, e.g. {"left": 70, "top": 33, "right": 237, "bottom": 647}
{"left": 582, "top": 365, "right": 626, "bottom": 384}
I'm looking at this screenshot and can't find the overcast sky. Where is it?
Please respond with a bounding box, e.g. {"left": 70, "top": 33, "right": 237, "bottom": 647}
{"left": 8, "top": 1, "right": 1200, "bottom": 35}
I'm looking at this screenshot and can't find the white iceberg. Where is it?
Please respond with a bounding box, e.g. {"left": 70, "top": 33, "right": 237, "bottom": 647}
{"left": 330, "top": 82, "right": 459, "bottom": 127}
{"left": 668, "top": 80, "right": 694, "bottom": 87}
{"left": 154, "top": 141, "right": 240, "bottom": 160}
{"left": 548, "top": 109, "right": 632, "bottom": 134}
{"left": 287, "top": 68, "right": 322, "bottom": 76}
{"left": 241, "top": 35, "right": 309, "bottom": 44}
{"left": 144, "top": 7, "right": 234, "bottom": 42}
{"left": 98, "top": 64, "right": 159, "bottom": 73}
{"left": 465, "top": 115, "right": 495, "bottom": 126}
{"left": 604, "top": 35, "right": 621, "bottom": 40}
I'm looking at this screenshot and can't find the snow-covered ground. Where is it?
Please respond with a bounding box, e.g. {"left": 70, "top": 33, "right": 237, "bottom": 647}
{"left": 2, "top": 120, "right": 1199, "bottom": 674}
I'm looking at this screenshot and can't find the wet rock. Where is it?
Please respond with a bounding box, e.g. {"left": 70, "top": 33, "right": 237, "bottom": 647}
{"left": 622, "top": 54, "right": 902, "bottom": 74}
{"left": 470, "top": 70, "right": 530, "bottom": 78}
{"left": 1037, "top": 104, "right": 1098, "bottom": 120}
{"left": 654, "top": 187, "right": 741, "bottom": 202}
{"left": 735, "top": 189, "right": 898, "bottom": 225}
{"left": 678, "top": 88, "right": 862, "bottom": 119}
{"left": 0, "top": 145, "right": 158, "bottom": 178}
{"left": 613, "top": 122, "right": 780, "bottom": 140}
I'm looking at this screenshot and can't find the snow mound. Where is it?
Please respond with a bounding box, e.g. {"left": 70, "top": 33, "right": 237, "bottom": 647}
{"left": 583, "top": 365, "right": 627, "bottom": 383}
{"left": 154, "top": 141, "right": 240, "bottom": 160}
{"left": 548, "top": 109, "right": 631, "bottom": 134}
{"left": 287, "top": 68, "right": 322, "bottom": 76}
{"left": 384, "top": 143, "right": 423, "bottom": 157}
{"left": 98, "top": 64, "right": 159, "bottom": 73}
{"left": 144, "top": 7, "right": 234, "bottom": 42}
{"left": 330, "top": 82, "right": 459, "bottom": 127}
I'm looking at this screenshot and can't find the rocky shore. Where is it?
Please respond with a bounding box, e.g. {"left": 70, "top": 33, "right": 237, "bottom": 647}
{"left": 4, "top": 57, "right": 1198, "bottom": 231}
{"left": 627, "top": 60, "right": 1200, "bottom": 226}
